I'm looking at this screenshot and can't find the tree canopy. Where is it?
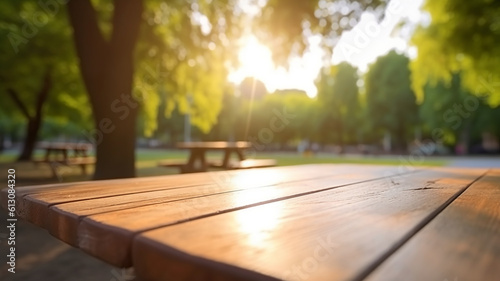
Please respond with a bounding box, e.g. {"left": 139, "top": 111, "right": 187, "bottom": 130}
{"left": 1, "top": 0, "right": 90, "bottom": 159}
{"left": 316, "top": 62, "right": 360, "bottom": 146}
{"left": 411, "top": 0, "right": 500, "bottom": 105}
{"left": 365, "top": 51, "right": 418, "bottom": 151}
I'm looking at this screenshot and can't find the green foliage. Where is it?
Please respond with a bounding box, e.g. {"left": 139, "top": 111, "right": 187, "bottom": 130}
{"left": 0, "top": 0, "right": 91, "bottom": 131}
{"left": 1, "top": 0, "right": 395, "bottom": 149}
{"left": 255, "top": 0, "right": 387, "bottom": 65}
{"left": 316, "top": 62, "right": 360, "bottom": 145}
{"left": 206, "top": 88, "right": 315, "bottom": 145}
{"left": 260, "top": 90, "right": 315, "bottom": 144}
{"left": 365, "top": 51, "right": 418, "bottom": 148}
{"left": 420, "top": 73, "right": 500, "bottom": 147}
{"left": 411, "top": 0, "right": 500, "bottom": 105}
{"left": 134, "top": 0, "right": 242, "bottom": 136}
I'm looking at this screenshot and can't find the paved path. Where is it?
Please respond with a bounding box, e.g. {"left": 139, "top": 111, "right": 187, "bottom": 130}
{"left": 447, "top": 156, "right": 500, "bottom": 168}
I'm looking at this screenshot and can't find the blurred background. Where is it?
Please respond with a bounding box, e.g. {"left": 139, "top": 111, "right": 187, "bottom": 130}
{"left": 1, "top": 1, "right": 500, "bottom": 280}
{"left": 0, "top": 0, "right": 499, "bottom": 179}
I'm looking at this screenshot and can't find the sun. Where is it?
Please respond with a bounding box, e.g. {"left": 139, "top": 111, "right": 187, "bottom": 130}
{"left": 231, "top": 36, "right": 281, "bottom": 92}
{"left": 238, "top": 37, "right": 274, "bottom": 80}
{"left": 228, "top": 35, "right": 321, "bottom": 97}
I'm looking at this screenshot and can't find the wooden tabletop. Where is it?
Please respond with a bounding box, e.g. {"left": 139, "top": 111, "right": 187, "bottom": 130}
{"left": 176, "top": 141, "right": 252, "bottom": 149}
{"left": 37, "top": 142, "right": 92, "bottom": 151}
{"left": 2, "top": 164, "right": 499, "bottom": 281}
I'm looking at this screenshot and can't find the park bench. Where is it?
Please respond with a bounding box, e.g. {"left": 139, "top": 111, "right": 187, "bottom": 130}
{"left": 2, "top": 164, "right": 499, "bottom": 281}
{"left": 34, "top": 157, "right": 96, "bottom": 176}
{"left": 158, "top": 141, "right": 277, "bottom": 173}
{"left": 33, "top": 142, "right": 95, "bottom": 177}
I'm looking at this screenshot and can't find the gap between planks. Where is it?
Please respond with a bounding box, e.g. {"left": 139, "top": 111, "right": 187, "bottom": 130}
{"left": 351, "top": 169, "right": 489, "bottom": 281}
{"left": 77, "top": 166, "right": 419, "bottom": 266}
{"left": 130, "top": 168, "right": 486, "bottom": 281}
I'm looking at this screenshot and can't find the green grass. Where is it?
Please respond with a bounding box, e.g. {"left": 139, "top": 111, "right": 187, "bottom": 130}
{"left": 261, "top": 154, "right": 448, "bottom": 167}
{"left": 135, "top": 149, "right": 449, "bottom": 168}
{"left": 0, "top": 148, "right": 449, "bottom": 167}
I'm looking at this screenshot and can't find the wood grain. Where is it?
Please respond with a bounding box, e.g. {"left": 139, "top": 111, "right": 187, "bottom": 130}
{"left": 77, "top": 165, "right": 407, "bottom": 266}
{"left": 131, "top": 168, "right": 484, "bottom": 281}
{"left": 48, "top": 164, "right": 383, "bottom": 245}
{"left": 364, "top": 170, "right": 499, "bottom": 281}
{"left": 6, "top": 164, "right": 332, "bottom": 226}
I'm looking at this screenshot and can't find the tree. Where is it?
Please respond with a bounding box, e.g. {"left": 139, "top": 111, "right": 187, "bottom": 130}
{"left": 365, "top": 51, "right": 418, "bottom": 152}
{"left": 420, "top": 73, "right": 500, "bottom": 153}
{"left": 65, "top": 1, "right": 143, "bottom": 179}
{"left": 206, "top": 88, "right": 238, "bottom": 141}
{"left": 0, "top": 0, "right": 386, "bottom": 179}
{"left": 1, "top": 1, "right": 89, "bottom": 161}
{"left": 259, "top": 90, "right": 313, "bottom": 147}
{"left": 317, "top": 62, "right": 360, "bottom": 149}
{"left": 410, "top": 0, "right": 500, "bottom": 105}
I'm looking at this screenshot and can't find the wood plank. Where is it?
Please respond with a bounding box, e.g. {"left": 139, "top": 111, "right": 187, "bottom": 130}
{"left": 50, "top": 165, "right": 400, "bottom": 246}
{"left": 176, "top": 141, "right": 252, "bottom": 149}
{"left": 3, "top": 173, "right": 215, "bottom": 226}
{"left": 131, "top": 168, "right": 485, "bottom": 281}
{"left": 363, "top": 170, "right": 500, "bottom": 281}
{"left": 0, "top": 169, "right": 220, "bottom": 223}
{"left": 2, "top": 164, "right": 364, "bottom": 227}
{"left": 32, "top": 157, "right": 96, "bottom": 165}
{"left": 5, "top": 165, "right": 332, "bottom": 226}
{"left": 44, "top": 166, "right": 390, "bottom": 246}
{"left": 76, "top": 165, "right": 408, "bottom": 266}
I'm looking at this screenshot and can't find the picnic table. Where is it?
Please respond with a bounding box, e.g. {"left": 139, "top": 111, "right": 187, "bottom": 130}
{"left": 158, "top": 141, "right": 276, "bottom": 173}
{"left": 34, "top": 142, "right": 95, "bottom": 176}
{"left": 2, "top": 164, "right": 499, "bottom": 281}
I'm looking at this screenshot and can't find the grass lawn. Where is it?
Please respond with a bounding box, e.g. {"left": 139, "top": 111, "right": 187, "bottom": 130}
{"left": 0, "top": 148, "right": 449, "bottom": 185}
{"left": 136, "top": 148, "right": 449, "bottom": 165}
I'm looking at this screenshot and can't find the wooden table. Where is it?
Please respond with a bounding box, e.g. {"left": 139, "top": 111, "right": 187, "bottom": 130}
{"left": 160, "top": 141, "right": 276, "bottom": 173}
{"left": 38, "top": 142, "right": 92, "bottom": 160}
{"left": 2, "top": 164, "right": 499, "bottom": 281}
{"left": 35, "top": 142, "right": 94, "bottom": 176}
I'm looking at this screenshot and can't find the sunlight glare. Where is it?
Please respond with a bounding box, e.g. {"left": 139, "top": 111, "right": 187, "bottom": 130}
{"left": 238, "top": 37, "right": 275, "bottom": 82}
{"left": 230, "top": 169, "right": 285, "bottom": 246}
{"left": 235, "top": 188, "right": 284, "bottom": 247}
{"left": 228, "top": 35, "right": 321, "bottom": 97}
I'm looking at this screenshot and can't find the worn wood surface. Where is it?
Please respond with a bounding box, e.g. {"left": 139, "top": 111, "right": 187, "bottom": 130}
{"left": 1, "top": 165, "right": 496, "bottom": 281}
{"left": 49, "top": 164, "right": 367, "bottom": 246}
{"left": 364, "top": 170, "right": 500, "bottom": 281}
{"left": 77, "top": 165, "right": 403, "bottom": 266}
{"left": 132, "top": 168, "right": 485, "bottom": 281}
{"left": 6, "top": 164, "right": 376, "bottom": 231}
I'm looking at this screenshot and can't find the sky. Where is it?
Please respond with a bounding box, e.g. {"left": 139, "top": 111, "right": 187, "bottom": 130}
{"left": 228, "top": 0, "right": 428, "bottom": 97}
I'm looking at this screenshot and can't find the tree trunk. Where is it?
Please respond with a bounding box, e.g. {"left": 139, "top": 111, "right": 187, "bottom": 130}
{"left": 67, "top": 0, "right": 143, "bottom": 179}
{"left": 17, "top": 119, "right": 41, "bottom": 161}
{"left": 8, "top": 70, "right": 51, "bottom": 161}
